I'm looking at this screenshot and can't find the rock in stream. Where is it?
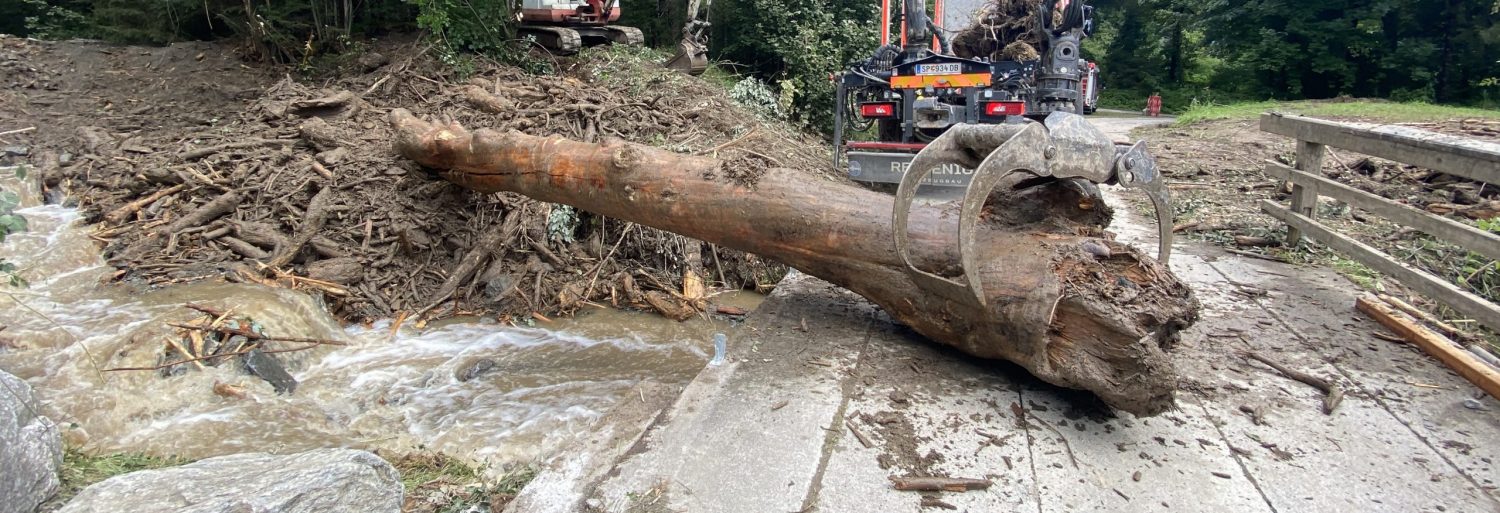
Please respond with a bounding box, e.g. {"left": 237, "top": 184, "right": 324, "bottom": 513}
{"left": 0, "top": 370, "right": 63, "bottom": 513}
{"left": 58, "top": 448, "right": 403, "bottom": 513}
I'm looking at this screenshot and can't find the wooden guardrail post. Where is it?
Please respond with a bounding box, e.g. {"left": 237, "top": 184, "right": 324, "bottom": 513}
{"left": 1287, "top": 140, "right": 1325, "bottom": 246}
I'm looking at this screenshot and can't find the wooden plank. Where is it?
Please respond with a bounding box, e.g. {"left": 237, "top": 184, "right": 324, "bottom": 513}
{"left": 1260, "top": 113, "right": 1500, "bottom": 184}
{"left": 1260, "top": 199, "right": 1500, "bottom": 334}
{"left": 1356, "top": 296, "right": 1500, "bottom": 400}
{"left": 1264, "top": 160, "right": 1500, "bottom": 263}
{"left": 1286, "top": 141, "right": 1325, "bottom": 246}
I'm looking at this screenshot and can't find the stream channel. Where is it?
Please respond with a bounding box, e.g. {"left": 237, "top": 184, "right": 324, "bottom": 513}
{"left": 0, "top": 165, "right": 760, "bottom": 473}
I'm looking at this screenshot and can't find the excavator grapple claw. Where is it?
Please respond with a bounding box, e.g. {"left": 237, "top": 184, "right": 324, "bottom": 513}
{"left": 891, "top": 112, "right": 1173, "bottom": 310}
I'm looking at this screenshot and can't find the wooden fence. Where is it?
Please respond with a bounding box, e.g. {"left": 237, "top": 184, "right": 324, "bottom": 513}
{"left": 1258, "top": 113, "right": 1500, "bottom": 333}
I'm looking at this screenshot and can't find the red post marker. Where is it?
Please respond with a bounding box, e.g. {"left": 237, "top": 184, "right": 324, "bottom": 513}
{"left": 1147, "top": 94, "right": 1163, "bottom": 117}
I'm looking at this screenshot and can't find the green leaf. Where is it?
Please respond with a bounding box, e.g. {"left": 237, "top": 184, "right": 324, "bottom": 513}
{"left": 0, "top": 214, "right": 27, "bottom": 234}
{"left": 13, "top": 165, "right": 26, "bottom": 180}
{"left": 0, "top": 191, "right": 18, "bottom": 213}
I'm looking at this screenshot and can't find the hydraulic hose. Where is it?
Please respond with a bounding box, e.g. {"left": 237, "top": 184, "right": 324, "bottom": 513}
{"left": 927, "top": 19, "right": 950, "bottom": 55}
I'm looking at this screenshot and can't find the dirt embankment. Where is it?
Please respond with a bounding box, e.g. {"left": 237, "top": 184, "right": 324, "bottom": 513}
{"left": 0, "top": 35, "right": 839, "bottom": 322}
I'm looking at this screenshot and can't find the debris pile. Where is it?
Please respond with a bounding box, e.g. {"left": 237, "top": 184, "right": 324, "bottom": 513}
{"left": 1, "top": 36, "right": 835, "bottom": 322}
{"left": 950, "top": 0, "right": 1045, "bottom": 61}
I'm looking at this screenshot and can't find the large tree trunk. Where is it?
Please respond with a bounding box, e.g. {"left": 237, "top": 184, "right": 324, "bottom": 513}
{"left": 389, "top": 109, "right": 1199, "bottom": 416}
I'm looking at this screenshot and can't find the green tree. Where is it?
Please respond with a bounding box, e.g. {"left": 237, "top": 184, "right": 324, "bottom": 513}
{"left": 710, "top": 0, "right": 878, "bottom": 131}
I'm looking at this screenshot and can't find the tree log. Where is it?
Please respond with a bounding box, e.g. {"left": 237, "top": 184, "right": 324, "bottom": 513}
{"left": 388, "top": 109, "right": 1199, "bottom": 415}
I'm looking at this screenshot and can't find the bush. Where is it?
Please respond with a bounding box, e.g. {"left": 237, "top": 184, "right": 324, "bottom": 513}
{"left": 12, "top": 0, "right": 90, "bottom": 39}
{"left": 728, "top": 77, "right": 785, "bottom": 120}
{"left": 710, "top": 0, "right": 878, "bottom": 133}
{"left": 409, "top": 0, "right": 514, "bottom": 59}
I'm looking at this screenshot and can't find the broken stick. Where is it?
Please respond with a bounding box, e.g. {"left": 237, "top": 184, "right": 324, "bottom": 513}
{"left": 1357, "top": 296, "right": 1500, "bottom": 400}
{"left": 889, "top": 476, "right": 992, "bottom": 492}
{"left": 266, "top": 186, "right": 333, "bottom": 269}
{"left": 103, "top": 183, "right": 187, "bottom": 224}
{"left": 165, "top": 191, "right": 240, "bottom": 234}
{"left": 179, "top": 139, "right": 295, "bottom": 160}
{"left": 1241, "top": 351, "right": 1344, "bottom": 414}
{"left": 1377, "top": 294, "right": 1473, "bottom": 342}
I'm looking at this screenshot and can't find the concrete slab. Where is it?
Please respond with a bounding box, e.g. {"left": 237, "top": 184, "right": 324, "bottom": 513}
{"left": 1023, "top": 386, "right": 1271, "bottom": 512}
{"left": 587, "top": 273, "right": 877, "bottom": 513}
{"left": 1220, "top": 257, "right": 1500, "bottom": 495}
{"left": 511, "top": 119, "right": 1500, "bottom": 512}
{"left": 504, "top": 382, "right": 678, "bottom": 513}
{"left": 513, "top": 251, "right": 1500, "bottom": 512}
{"left": 813, "top": 320, "right": 1039, "bottom": 513}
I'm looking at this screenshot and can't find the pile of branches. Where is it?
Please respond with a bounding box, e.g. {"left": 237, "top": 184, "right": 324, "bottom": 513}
{"left": 54, "top": 44, "right": 826, "bottom": 322}
{"left": 950, "top": 0, "right": 1045, "bottom": 61}
{"left": 105, "top": 304, "right": 346, "bottom": 394}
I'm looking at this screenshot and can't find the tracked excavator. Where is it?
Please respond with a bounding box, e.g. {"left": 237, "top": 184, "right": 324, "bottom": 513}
{"left": 831, "top": 0, "right": 1173, "bottom": 263}
{"left": 518, "top": 0, "right": 644, "bottom": 55}
{"left": 519, "top": 0, "right": 712, "bottom": 76}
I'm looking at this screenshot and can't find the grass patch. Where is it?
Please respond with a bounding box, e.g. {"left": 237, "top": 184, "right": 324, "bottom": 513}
{"left": 1302, "top": 102, "right": 1500, "bottom": 122}
{"left": 43, "top": 449, "right": 189, "bottom": 508}
{"left": 1329, "top": 255, "right": 1384, "bottom": 291}
{"left": 1175, "top": 99, "right": 1500, "bottom": 127}
{"left": 391, "top": 452, "right": 537, "bottom": 513}
{"left": 1173, "top": 101, "right": 1281, "bottom": 125}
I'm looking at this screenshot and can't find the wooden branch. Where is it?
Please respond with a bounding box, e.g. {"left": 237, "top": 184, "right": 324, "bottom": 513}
{"left": 845, "top": 420, "right": 874, "bottom": 449}
{"left": 889, "top": 476, "right": 992, "bottom": 492}
{"left": 1357, "top": 296, "right": 1500, "bottom": 400}
{"left": 184, "top": 303, "right": 227, "bottom": 317}
{"left": 267, "top": 186, "right": 333, "bottom": 268}
{"left": 1242, "top": 351, "right": 1344, "bottom": 414}
{"left": 1225, "top": 248, "right": 1289, "bottom": 263}
{"left": 164, "top": 337, "right": 207, "bottom": 371}
{"left": 166, "top": 191, "right": 240, "bottom": 234}
{"left": 1377, "top": 294, "right": 1474, "bottom": 342}
{"left": 102, "top": 342, "right": 322, "bottom": 372}
{"left": 179, "top": 139, "right": 296, "bottom": 160}
{"left": 167, "top": 323, "right": 348, "bottom": 346}
{"left": 103, "top": 184, "right": 187, "bottom": 224}
{"left": 387, "top": 109, "right": 1200, "bottom": 415}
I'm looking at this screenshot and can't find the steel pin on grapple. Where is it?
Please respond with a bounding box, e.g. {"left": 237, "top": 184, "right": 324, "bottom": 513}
{"left": 891, "top": 112, "right": 1173, "bottom": 309}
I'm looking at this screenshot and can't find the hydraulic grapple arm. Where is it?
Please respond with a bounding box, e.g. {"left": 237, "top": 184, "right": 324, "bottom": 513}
{"left": 892, "top": 112, "right": 1173, "bottom": 310}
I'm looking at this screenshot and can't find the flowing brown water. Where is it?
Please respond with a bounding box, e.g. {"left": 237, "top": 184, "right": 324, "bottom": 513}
{"left": 0, "top": 166, "right": 759, "bottom": 471}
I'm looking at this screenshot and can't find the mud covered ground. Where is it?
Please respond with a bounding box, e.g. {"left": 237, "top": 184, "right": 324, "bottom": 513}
{"left": 1132, "top": 114, "right": 1500, "bottom": 328}
{"left": 0, "top": 35, "right": 841, "bottom": 323}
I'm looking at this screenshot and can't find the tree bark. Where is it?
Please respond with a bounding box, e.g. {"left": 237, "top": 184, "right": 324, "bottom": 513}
{"left": 388, "top": 109, "right": 1199, "bottom": 416}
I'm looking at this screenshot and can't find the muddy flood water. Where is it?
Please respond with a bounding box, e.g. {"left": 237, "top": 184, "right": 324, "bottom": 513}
{"left": 0, "top": 166, "right": 759, "bottom": 473}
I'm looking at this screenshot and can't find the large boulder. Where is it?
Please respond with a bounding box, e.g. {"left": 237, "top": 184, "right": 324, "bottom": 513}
{"left": 58, "top": 449, "right": 403, "bottom": 513}
{"left": 0, "top": 370, "right": 62, "bottom": 513}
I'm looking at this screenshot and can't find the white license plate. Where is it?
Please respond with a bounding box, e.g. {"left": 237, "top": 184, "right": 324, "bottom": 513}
{"left": 914, "top": 63, "right": 962, "bottom": 75}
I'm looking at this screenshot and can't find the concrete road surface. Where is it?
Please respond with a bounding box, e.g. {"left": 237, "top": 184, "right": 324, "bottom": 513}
{"left": 507, "top": 115, "right": 1500, "bottom": 513}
